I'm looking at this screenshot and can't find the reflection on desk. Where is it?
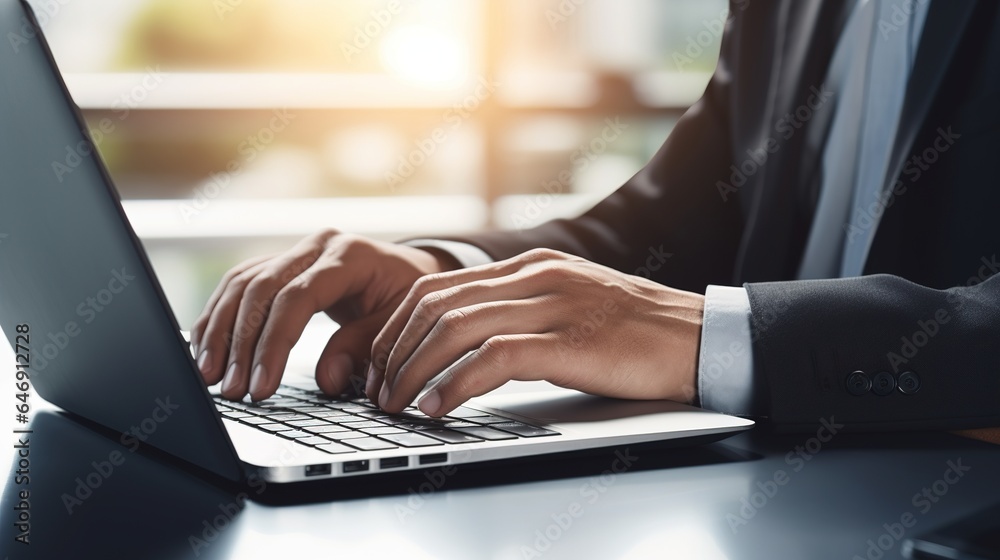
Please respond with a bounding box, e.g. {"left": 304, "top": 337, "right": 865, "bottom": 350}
{"left": 2, "top": 406, "right": 999, "bottom": 559}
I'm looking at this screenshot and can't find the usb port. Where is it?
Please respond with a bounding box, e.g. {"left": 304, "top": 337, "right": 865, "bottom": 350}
{"left": 380, "top": 457, "right": 409, "bottom": 469}
{"left": 342, "top": 460, "right": 370, "bottom": 473}
{"left": 419, "top": 453, "right": 448, "bottom": 465}
{"left": 305, "top": 464, "right": 332, "bottom": 477}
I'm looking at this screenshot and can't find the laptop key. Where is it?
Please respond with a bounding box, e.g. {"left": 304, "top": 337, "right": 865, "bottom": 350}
{"left": 298, "top": 436, "right": 336, "bottom": 446}
{"left": 316, "top": 443, "right": 356, "bottom": 454}
{"left": 340, "top": 420, "right": 388, "bottom": 429}
{"left": 287, "top": 419, "right": 332, "bottom": 428}
{"left": 277, "top": 430, "right": 312, "bottom": 439}
{"left": 447, "top": 407, "right": 491, "bottom": 419}
{"left": 360, "top": 426, "right": 407, "bottom": 436}
{"left": 442, "top": 420, "right": 479, "bottom": 429}
{"left": 489, "top": 422, "right": 559, "bottom": 438}
{"left": 258, "top": 423, "right": 294, "bottom": 433}
{"left": 221, "top": 411, "right": 251, "bottom": 419}
{"left": 308, "top": 410, "right": 354, "bottom": 419}
{"left": 328, "top": 431, "right": 369, "bottom": 440}
{"left": 379, "top": 433, "right": 444, "bottom": 448}
{"left": 453, "top": 426, "right": 517, "bottom": 441}
{"left": 304, "top": 425, "right": 349, "bottom": 434}
{"left": 261, "top": 413, "right": 312, "bottom": 421}
{"left": 240, "top": 416, "right": 271, "bottom": 425}
{"left": 343, "top": 437, "right": 398, "bottom": 451}
{"left": 421, "top": 430, "right": 484, "bottom": 444}
{"left": 470, "top": 416, "right": 511, "bottom": 425}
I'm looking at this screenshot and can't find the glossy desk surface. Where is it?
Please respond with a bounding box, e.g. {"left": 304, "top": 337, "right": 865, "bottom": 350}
{"left": 1, "top": 396, "right": 998, "bottom": 560}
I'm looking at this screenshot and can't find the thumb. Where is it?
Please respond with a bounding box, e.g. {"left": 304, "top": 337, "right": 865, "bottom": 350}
{"left": 315, "top": 311, "right": 390, "bottom": 397}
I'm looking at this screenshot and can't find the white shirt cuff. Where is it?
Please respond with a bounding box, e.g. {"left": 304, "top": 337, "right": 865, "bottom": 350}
{"left": 698, "top": 285, "right": 758, "bottom": 415}
{"left": 404, "top": 239, "right": 495, "bottom": 269}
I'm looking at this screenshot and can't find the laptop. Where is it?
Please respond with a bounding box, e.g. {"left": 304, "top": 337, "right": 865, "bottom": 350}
{"left": 0, "top": 0, "right": 752, "bottom": 486}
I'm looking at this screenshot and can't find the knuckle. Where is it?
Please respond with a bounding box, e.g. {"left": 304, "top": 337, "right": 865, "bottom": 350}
{"left": 273, "top": 277, "right": 310, "bottom": 307}
{"left": 522, "top": 247, "right": 564, "bottom": 261}
{"left": 529, "top": 262, "right": 569, "bottom": 283}
{"left": 478, "top": 336, "right": 517, "bottom": 370}
{"left": 313, "top": 227, "right": 341, "bottom": 243}
{"left": 414, "top": 289, "right": 449, "bottom": 318}
{"left": 410, "top": 273, "right": 439, "bottom": 295}
{"left": 437, "top": 308, "right": 470, "bottom": 336}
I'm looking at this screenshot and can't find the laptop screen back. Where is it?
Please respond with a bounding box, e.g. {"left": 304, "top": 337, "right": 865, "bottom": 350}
{"left": 0, "top": 0, "right": 242, "bottom": 481}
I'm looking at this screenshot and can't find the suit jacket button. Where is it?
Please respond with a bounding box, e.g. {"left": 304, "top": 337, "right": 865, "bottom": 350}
{"left": 872, "top": 371, "right": 896, "bottom": 396}
{"left": 846, "top": 371, "right": 871, "bottom": 396}
{"left": 897, "top": 371, "right": 921, "bottom": 394}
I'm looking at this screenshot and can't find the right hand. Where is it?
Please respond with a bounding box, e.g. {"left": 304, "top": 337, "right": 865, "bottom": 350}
{"left": 190, "top": 229, "right": 456, "bottom": 401}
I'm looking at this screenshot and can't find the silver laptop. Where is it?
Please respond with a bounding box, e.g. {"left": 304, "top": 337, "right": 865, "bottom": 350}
{"left": 0, "top": 0, "right": 752, "bottom": 486}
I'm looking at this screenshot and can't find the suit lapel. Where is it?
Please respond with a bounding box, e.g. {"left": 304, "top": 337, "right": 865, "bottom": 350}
{"left": 862, "top": 0, "right": 977, "bottom": 270}
{"left": 735, "top": 0, "right": 848, "bottom": 282}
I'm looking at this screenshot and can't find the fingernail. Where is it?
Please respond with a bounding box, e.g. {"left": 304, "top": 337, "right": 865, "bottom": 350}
{"left": 221, "top": 363, "right": 239, "bottom": 394}
{"left": 249, "top": 363, "right": 266, "bottom": 396}
{"left": 365, "top": 364, "right": 378, "bottom": 395}
{"left": 378, "top": 383, "right": 390, "bottom": 409}
{"left": 418, "top": 389, "right": 442, "bottom": 417}
{"left": 197, "top": 350, "right": 211, "bottom": 374}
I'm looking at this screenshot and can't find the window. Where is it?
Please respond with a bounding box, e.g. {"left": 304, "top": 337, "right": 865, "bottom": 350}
{"left": 31, "top": 0, "right": 725, "bottom": 325}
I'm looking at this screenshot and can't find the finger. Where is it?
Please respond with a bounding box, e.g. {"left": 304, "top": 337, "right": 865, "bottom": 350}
{"left": 191, "top": 253, "right": 274, "bottom": 354}
{"left": 375, "top": 299, "right": 549, "bottom": 411}
{"left": 221, "top": 245, "right": 326, "bottom": 400}
{"left": 315, "top": 310, "right": 393, "bottom": 398}
{"left": 416, "top": 334, "right": 557, "bottom": 417}
{"left": 198, "top": 260, "right": 271, "bottom": 387}
{"left": 371, "top": 250, "right": 567, "bottom": 373}
{"left": 245, "top": 258, "right": 368, "bottom": 401}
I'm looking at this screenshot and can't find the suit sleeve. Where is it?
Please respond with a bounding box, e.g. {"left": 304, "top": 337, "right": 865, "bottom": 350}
{"left": 745, "top": 273, "right": 1000, "bottom": 432}
{"left": 439, "top": 1, "right": 750, "bottom": 294}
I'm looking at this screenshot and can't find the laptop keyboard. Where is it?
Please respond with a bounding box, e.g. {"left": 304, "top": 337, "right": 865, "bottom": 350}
{"left": 213, "top": 385, "right": 559, "bottom": 455}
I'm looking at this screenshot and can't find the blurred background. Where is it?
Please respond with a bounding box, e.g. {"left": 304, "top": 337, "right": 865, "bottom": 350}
{"left": 31, "top": 0, "right": 725, "bottom": 327}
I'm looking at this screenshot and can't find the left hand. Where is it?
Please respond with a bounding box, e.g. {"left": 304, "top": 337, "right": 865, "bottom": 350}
{"left": 366, "top": 248, "right": 705, "bottom": 417}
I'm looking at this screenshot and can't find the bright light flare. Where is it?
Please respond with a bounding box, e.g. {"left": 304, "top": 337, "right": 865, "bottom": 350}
{"left": 380, "top": 25, "right": 468, "bottom": 88}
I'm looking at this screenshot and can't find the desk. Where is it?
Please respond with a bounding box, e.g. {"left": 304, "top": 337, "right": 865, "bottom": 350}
{"left": 1, "top": 396, "right": 998, "bottom": 559}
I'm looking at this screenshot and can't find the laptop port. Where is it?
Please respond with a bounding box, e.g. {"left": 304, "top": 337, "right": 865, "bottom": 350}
{"left": 419, "top": 453, "right": 448, "bottom": 465}
{"left": 342, "top": 460, "right": 370, "bottom": 473}
{"left": 380, "top": 457, "right": 409, "bottom": 469}
{"left": 305, "top": 464, "right": 332, "bottom": 477}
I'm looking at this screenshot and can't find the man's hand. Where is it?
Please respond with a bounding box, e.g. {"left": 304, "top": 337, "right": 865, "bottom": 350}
{"left": 190, "top": 229, "right": 455, "bottom": 401}
{"left": 367, "top": 248, "right": 704, "bottom": 417}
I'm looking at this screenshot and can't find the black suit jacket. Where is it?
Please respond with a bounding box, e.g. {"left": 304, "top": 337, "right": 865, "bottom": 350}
{"left": 448, "top": 0, "right": 1000, "bottom": 432}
